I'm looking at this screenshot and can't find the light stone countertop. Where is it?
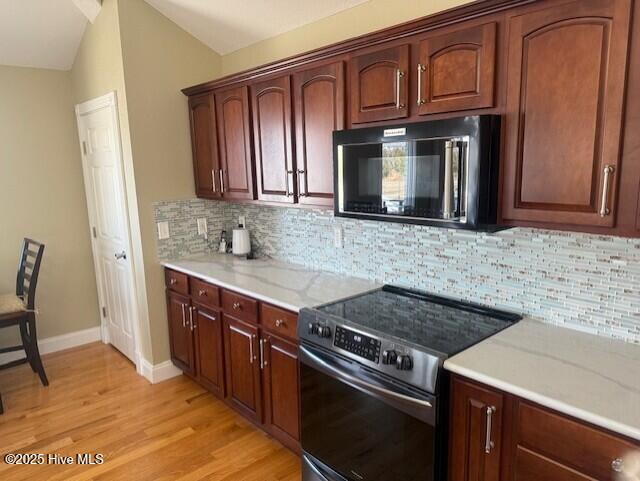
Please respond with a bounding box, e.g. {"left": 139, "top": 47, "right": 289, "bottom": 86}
{"left": 444, "top": 319, "right": 640, "bottom": 441}
{"left": 161, "top": 253, "right": 380, "bottom": 312}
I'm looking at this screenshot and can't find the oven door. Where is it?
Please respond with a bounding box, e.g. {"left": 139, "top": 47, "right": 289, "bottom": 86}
{"left": 299, "top": 343, "right": 438, "bottom": 481}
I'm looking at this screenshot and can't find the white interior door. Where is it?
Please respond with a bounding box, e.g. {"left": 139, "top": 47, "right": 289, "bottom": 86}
{"left": 76, "top": 93, "right": 137, "bottom": 363}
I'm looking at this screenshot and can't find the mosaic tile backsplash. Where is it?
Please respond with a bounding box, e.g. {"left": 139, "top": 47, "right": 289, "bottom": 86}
{"left": 154, "top": 199, "right": 640, "bottom": 344}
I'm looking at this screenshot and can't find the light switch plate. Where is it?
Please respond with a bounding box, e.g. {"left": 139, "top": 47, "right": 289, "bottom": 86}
{"left": 197, "top": 218, "right": 208, "bottom": 239}
{"left": 157, "top": 221, "right": 170, "bottom": 240}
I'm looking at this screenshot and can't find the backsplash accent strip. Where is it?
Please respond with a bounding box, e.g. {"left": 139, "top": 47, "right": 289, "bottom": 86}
{"left": 154, "top": 199, "right": 640, "bottom": 344}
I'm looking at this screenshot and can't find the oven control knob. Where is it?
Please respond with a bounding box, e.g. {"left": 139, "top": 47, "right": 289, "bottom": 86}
{"left": 382, "top": 350, "right": 398, "bottom": 365}
{"left": 317, "top": 325, "right": 332, "bottom": 338}
{"left": 396, "top": 354, "right": 413, "bottom": 371}
{"left": 308, "top": 322, "right": 319, "bottom": 335}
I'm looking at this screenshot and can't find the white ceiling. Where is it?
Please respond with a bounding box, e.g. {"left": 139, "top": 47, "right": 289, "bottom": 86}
{"left": 0, "top": 0, "right": 88, "bottom": 70}
{"left": 144, "top": 0, "right": 369, "bottom": 55}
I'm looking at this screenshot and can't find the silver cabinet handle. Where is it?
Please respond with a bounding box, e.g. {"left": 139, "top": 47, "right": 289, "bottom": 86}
{"left": 211, "top": 169, "right": 216, "bottom": 193}
{"left": 259, "top": 338, "right": 268, "bottom": 370}
{"left": 396, "top": 69, "right": 405, "bottom": 109}
{"left": 189, "top": 306, "right": 195, "bottom": 331}
{"left": 251, "top": 334, "right": 257, "bottom": 363}
{"left": 485, "top": 405, "right": 496, "bottom": 454}
{"left": 286, "top": 170, "right": 295, "bottom": 197}
{"left": 180, "top": 303, "right": 186, "bottom": 328}
{"left": 611, "top": 457, "right": 624, "bottom": 473}
{"left": 219, "top": 169, "right": 225, "bottom": 193}
{"left": 417, "top": 63, "right": 426, "bottom": 105}
{"left": 115, "top": 251, "right": 127, "bottom": 260}
{"left": 599, "top": 165, "right": 614, "bottom": 217}
{"left": 297, "top": 169, "right": 306, "bottom": 197}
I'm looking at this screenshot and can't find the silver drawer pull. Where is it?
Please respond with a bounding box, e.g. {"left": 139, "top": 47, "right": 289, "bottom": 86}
{"left": 611, "top": 457, "right": 624, "bottom": 473}
{"left": 599, "top": 165, "right": 614, "bottom": 217}
{"left": 485, "top": 405, "right": 496, "bottom": 454}
{"left": 275, "top": 319, "right": 285, "bottom": 328}
{"left": 169, "top": 278, "right": 178, "bottom": 285}
{"left": 232, "top": 302, "right": 241, "bottom": 310}
{"left": 198, "top": 289, "right": 207, "bottom": 296}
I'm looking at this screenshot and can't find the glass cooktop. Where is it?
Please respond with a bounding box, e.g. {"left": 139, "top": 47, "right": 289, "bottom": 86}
{"left": 317, "top": 285, "right": 521, "bottom": 357}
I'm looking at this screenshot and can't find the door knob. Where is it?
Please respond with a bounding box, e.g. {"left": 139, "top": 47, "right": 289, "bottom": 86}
{"left": 115, "top": 251, "right": 127, "bottom": 260}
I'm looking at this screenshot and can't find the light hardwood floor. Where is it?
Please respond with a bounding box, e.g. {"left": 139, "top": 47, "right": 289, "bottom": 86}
{"left": 0, "top": 342, "right": 301, "bottom": 480}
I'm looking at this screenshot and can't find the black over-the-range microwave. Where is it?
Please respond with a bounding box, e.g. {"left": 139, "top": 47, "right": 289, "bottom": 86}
{"left": 333, "top": 115, "right": 503, "bottom": 230}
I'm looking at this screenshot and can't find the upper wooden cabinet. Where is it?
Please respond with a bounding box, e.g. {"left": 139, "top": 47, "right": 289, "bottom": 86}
{"left": 214, "top": 86, "right": 255, "bottom": 200}
{"left": 293, "top": 62, "right": 345, "bottom": 207}
{"left": 350, "top": 44, "right": 410, "bottom": 123}
{"left": 501, "top": 0, "right": 632, "bottom": 228}
{"left": 188, "top": 93, "right": 220, "bottom": 199}
{"left": 417, "top": 23, "right": 496, "bottom": 115}
{"left": 251, "top": 76, "right": 296, "bottom": 203}
{"left": 449, "top": 376, "right": 504, "bottom": 481}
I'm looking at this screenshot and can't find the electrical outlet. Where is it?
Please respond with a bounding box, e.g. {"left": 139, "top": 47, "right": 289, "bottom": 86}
{"left": 197, "top": 218, "right": 208, "bottom": 239}
{"left": 157, "top": 221, "right": 170, "bottom": 240}
{"left": 334, "top": 226, "right": 343, "bottom": 248}
{"left": 239, "top": 215, "right": 246, "bottom": 227}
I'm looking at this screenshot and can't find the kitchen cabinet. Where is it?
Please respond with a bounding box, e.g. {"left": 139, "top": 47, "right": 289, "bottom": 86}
{"left": 350, "top": 44, "right": 410, "bottom": 124}
{"left": 192, "top": 305, "right": 225, "bottom": 397}
{"left": 293, "top": 61, "right": 345, "bottom": 207}
{"left": 450, "top": 375, "right": 640, "bottom": 481}
{"left": 417, "top": 23, "right": 496, "bottom": 115}
{"left": 261, "top": 333, "right": 300, "bottom": 452}
{"left": 501, "top": 0, "right": 632, "bottom": 228}
{"left": 188, "top": 93, "right": 220, "bottom": 199}
{"left": 223, "top": 315, "right": 262, "bottom": 423}
{"left": 214, "top": 86, "right": 255, "bottom": 200}
{"left": 166, "top": 290, "right": 195, "bottom": 376}
{"left": 449, "top": 376, "right": 504, "bottom": 481}
{"left": 251, "top": 75, "right": 296, "bottom": 203}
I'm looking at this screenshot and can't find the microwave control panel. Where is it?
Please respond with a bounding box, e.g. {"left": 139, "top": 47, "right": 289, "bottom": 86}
{"left": 334, "top": 326, "right": 381, "bottom": 363}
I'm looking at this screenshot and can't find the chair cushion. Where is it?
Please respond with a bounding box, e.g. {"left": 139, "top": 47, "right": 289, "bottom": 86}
{"left": 0, "top": 294, "right": 26, "bottom": 315}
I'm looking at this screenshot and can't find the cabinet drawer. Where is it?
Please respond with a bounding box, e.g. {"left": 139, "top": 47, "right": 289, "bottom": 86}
{"left": 260, "top": 303, "right": 298, "bottom": 341}
{"left": 165, "top": 269, "right": 189, "bottom": 295}
{"left": 516, "top": 401, "right": 638, "bottom": 480}
{"left": 221, "top": 289, "right": 258, "bottom": 324}
{"left": 190, "top": 278, "right": 220, "bottom": 307}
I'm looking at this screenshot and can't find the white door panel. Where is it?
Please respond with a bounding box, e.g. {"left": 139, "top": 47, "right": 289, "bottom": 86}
{"left": 76, "top": 93, "right": 137, "bottom": 363}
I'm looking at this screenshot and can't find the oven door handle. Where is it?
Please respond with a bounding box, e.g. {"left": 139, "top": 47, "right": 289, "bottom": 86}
{"left": 300, "top": 344, "right": 435, "bottom": 423}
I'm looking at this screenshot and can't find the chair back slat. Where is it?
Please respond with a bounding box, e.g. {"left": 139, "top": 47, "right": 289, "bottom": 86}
{"left": 15, "top": 238, "right": 45, "bottom": 310}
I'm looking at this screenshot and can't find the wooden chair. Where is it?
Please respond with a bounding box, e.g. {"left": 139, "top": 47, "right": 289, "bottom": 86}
{"left": 0, "top": 239, "right": 47, "bottom": 414}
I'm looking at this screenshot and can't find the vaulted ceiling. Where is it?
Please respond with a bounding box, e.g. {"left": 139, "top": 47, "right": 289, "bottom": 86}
{"left": 143, "top": 0, "right": 369, "bottom": 55}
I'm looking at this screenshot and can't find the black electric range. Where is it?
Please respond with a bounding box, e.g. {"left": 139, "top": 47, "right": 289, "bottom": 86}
{"left": 297, "top": 285, "right": 521, "bottom": 481}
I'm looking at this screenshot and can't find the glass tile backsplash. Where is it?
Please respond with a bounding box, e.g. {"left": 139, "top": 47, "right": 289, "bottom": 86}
{"left": 154, "top": 199, "right": 640, "bottom": 344}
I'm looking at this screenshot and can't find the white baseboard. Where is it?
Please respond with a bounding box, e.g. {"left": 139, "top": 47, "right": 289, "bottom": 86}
{"left": 139, "top": 358, "right": 182, "bottom": 384}
{"left": 0, "top": 326, "right": 102, "bottom": 364}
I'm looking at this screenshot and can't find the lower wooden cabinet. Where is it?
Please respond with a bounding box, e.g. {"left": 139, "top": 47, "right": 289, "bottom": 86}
{"left": 193, "top": 305, "right": 225, "bottom": 397}
{"left": 449, "top": 376, "right": 504, "bottom": 481}
{"left": 262, "top": 334, "right": 300, "bottom": 452}
{"left": 166, "top": 269, "right": 301, "bottom": 452}
{"left": 166, "top": 290, "right": 195, "bottom": 376}
{"left": 449, "top": 375, "right": 640, "bottom": 481}
{"left": 223, "top": 315, "right": 262, "bottom": 423}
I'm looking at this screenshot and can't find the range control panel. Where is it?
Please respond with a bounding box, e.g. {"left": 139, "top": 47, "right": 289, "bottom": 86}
{"left": 334, "top": 326, "right": 381, "bottom": 363}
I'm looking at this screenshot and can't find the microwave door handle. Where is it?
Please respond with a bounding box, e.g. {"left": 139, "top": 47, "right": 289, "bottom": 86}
{"left": 300, "top": 345, "right": 434, "bottom": 422}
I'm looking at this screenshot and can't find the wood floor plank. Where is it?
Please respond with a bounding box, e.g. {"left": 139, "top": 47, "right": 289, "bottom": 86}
{"left": 0, "top": 343, "right": 301, "bottom": 481}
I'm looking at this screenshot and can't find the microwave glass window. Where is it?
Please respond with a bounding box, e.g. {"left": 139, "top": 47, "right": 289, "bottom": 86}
{"left": 338, "top": 137, "right": 469, "bottom": 221}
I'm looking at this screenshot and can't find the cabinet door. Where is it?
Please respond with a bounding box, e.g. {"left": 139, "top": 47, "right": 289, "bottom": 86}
{"left": 449, "top": 377, "right": 504, "bottom": 481}
{"left": 223, "top": 315, "right": 262, "bottom": 423}
{"left": 214, "top": 86, "right": 255, "bottom": 200}
{"left": 293, "top": 62, "right": 345, "bottom": 207}
{"left": 167, "top": 291, "right": 195, "bottom": 375}
{"left": 502, "top": 0, "right": 632, "bottom": 228}
{"left": 418, "top": 23, "right": 496, "bottom": 115}
{"left": 193, "top": 305, "right": 225, "bottom": 398}
{"left": 350, "top": 44, "right": 409, "bottom": 124}
{"left": 188, "top": 93, "right": 220, "bottom": 198}
{"left": 251, "top": 76, "right": 296, "bottom": 203}
{"left": 261, "top": 334, "right": 300, "bottom": 452}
